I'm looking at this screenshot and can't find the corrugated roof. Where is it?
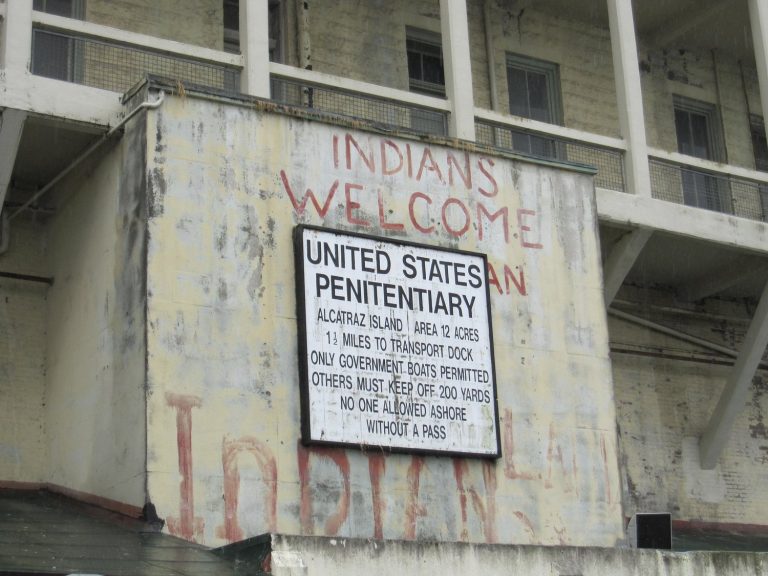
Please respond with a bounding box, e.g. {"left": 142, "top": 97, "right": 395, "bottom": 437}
{"left": 0, "top": 490, "right": 237, "bottom": 576}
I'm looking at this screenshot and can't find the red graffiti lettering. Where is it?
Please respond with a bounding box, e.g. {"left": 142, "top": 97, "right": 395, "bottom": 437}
{"left": 453, "top": 459, "right": 470, "bottom": 541}
{"left": 404, "top": 457, "right": 427, "bottom": 540}
{"left": 477, "top": 157, "right": 497, "bottom": 197}
{"left": 447, "top": 151, "right": 472, "bottom": 189}
{"left": 345, "top": 133, "right": 376, "bottom": 173}
{"left": 416, "top": 147, "right": 445, "bottom": 184}
{"left": 517, "top": 208, "right": 542, "bottom": 249}
{"left": 503, "top": 410, "right": 538, "bottom": 481}
{"left": 297, "top": 443, "right": 350, "bottom": 536}
{"left": 453, "top": 459, "right": 498, "bottom": 543}
{"left": 514, "top": 510, "right": 537, "bottom": 541}
{"left": 477, "top": 203, "right": 509, "bottom": 243}
{"left": 281, "top": 170, "right": 339, "bottom": 218}
{"left": 442, "top": 198, "right": 471, "bottom": 237}
{"left": 378, "top": 190, "right": 405, "bottom": 231}
{"left": 408, "top": 192, "right": 434, "bottom": 234}
{"left": 344, "top": 182, "right": 370, "bottom": 226}
{"left": 367, "top": 453, "right": 387, "bottom": 539}
{"left": 545, "top": 423, "right": 574, "bottom": 493}
{"left": 381, "top": 139, "right": 403, "bottom": 175}
{"left": 165, "top": 393, "right": 204, "bottom": 542}
{"left": 487, "top": 262, "right": 526, "bottom": 296}
{"left": 216, "top": 436, "right": 278, "bottom": 543}
{"left": 600, "top": 433, "right": 613, "bottom": 505}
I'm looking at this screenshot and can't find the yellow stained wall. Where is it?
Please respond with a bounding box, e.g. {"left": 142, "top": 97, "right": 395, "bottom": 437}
{"left": 144, "top": 94, "right": 622, "bottom": 547}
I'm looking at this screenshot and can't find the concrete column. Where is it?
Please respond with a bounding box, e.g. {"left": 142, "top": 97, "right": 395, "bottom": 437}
{"left": 603, "top": 228, "right": 652, "bottom": 304}
{"left": 607, "top": 0, "right": 652, "bottom": 197}
{"left": 749, "top": 0, "right": 768, "bottom": 145}
{"left": 1, "top": 0, "right": 34, "bottom": 72}
{"left": 440, "top": 0, "right": 476, "bottom": 141}
{"left": 0, "top": 110, "right": 27, "bottom": 215}
{"left": 239, "top": 0, "right": 271, "bottom": 98}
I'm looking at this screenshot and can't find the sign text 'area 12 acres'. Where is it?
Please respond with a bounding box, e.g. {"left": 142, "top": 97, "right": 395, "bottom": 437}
{"left": 294, "top": 226, "right": 500, "bottom": 458}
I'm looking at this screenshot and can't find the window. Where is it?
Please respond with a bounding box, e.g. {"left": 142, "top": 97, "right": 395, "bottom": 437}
{"left": 406, "top": 28, "right": 445, "bottom": 98}
{"left": 673, "top": 96, "right": 729, "bottom": 212}
{"left": 405, "top": 28, "right": 447, "bottom": 134}
{"left": 223, "top": 0, "right": 285, "bottom": 62}
{"left": 33, "top": 0, "right": 84, "bottom": 17}
{"left": 506, "top": 54, "right": 562, "bottom": 159}
{"left": 31, "top": 0, "right": 84, "bottom": 82}
{"left": 750, "top": 115, "right": 768, "bottom": 220}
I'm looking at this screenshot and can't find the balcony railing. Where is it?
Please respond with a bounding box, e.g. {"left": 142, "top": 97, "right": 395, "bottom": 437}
{"left": 31, "top": 27, "right": 240, "bottom": 95}
{"left": 649, "top": 156, "right": 768, "bottom": 222}
{"left": 475, "top": 117, "right": 626, "bottom": 193}
{"left": 270, "top": 74, "right": 448, "bottom": 137}
{"left": 15, "top": 10, "right": 768, "bottom": 227}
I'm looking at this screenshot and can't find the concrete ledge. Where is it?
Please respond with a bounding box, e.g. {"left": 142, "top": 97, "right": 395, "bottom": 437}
{"left": 216, "top": 533, "right": 768, "bottom": 576}
{"left": 597, "top": 188, "right": 768, "bottom": 254}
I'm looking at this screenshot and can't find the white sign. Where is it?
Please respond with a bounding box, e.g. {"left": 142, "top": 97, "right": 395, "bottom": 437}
{"left": 295, "top": 226, "right": 500, "bottom": 457}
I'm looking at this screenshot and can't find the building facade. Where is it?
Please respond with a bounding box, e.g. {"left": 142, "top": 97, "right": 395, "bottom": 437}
{"left": 1, "top": 0, "right": 768, "bottom": 573}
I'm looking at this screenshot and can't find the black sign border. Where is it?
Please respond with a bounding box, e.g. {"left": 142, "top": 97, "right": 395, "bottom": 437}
{"left": 294, "top": 224, "right": 501, "bottom": 460}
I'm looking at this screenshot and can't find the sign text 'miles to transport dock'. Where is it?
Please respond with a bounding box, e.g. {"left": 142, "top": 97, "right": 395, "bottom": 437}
{"left": 295, "top": 226, "right": 500, "bottom": 458}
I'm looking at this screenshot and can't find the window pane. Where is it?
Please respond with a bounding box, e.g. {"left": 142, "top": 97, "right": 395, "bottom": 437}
{"left": 45, "top": 0, "right": 75, "bottom": 17}
{"left": 507, "top": 67, "right": 529, "bottom": 117}
{"left": 527, "top": 71, "right": 550, "bottom": 123}
{"left": 32, "top": 33, "right": 71, "bottom": 80}
{"left": 675, "top": 109, "right": 692, "bottom": 155}
{"left": 407, "top": 50, "right": 422, "bottom": 82}
{"left": 689, "top": 112, "right": 711, "bottom": 159}
{"left": 752, "top": 124, "right": 768, "bottom": 171}
{"left": 224, "top": 0, "right": 239, "bottom": 31}
{"left": 422, "top": 54, "right": 444, "bottom": 85}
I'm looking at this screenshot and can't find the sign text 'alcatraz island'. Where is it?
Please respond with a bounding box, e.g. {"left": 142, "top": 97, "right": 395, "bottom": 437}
{"left": 295, "top": 226, "right": 500, "bottom": 458}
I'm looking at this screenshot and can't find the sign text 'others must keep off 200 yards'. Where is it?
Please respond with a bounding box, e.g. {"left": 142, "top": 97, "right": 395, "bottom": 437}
{"left": 295, "top": 226, "right": 501, "bottom": 458}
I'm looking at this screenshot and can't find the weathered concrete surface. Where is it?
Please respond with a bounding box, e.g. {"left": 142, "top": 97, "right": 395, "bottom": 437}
{"left": 0, "top": 217, "right": 48, "bottom": 484}
{"left": 144, "top": 91, "right": 621, "bottom": 547}
{"left": 233, "top": 533, "right": 768, "bottom": 576}
{"left": 610, "top": 288, "right": 768, "bottom": 528}
{"left": 43, "top": 119, "right": 148, "bottom": 507}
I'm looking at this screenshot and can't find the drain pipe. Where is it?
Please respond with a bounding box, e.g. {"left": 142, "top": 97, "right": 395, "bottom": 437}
{"left": 608, "top": 307, "right": 740, "bottom": 359}
{"left": 8, "top": 91, "right": 165, "bottom": 222}
{"left": 484, "top": 0, "right": 499, "bottom": 112}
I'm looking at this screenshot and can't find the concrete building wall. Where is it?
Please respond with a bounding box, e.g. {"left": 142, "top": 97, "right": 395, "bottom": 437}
{"left": 639, "top": 46, "right": 762, "bottom": 170}
{"left": 0, "top": 217, "right": 48, "bottom": 484}
{"left": 485, "top": 4, "right": 620, "bottom": 138}
{"left": 309, "top": 0, "right": 438, "bottom": 92}
{"left": 86, "top": 0, "right": 224, "bottom": 49}
{"left": 610, "top": 292, "right": 768, "bottom": 527}
{"left": 43, "top": 123, "right": 148, "bottom": 507}
{"left": 143, "top": 93, "right": 622, "bottom": 548}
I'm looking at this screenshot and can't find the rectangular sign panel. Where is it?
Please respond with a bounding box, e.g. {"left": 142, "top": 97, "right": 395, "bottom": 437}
{"left": 295, "top": 225, "right": 500, "bottom": 458}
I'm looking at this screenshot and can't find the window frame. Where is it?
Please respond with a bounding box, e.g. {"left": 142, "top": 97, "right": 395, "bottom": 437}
{"left": 31, "top": 0, "right": 85, "bottom": 82}
{"left": 673, "top": 96, "right": 730, "bottom": 212}
{"left": 749, "top": 115, "right": 768, "bottom": 221}
{"left": 505, "top": 53, "right": 563, "bottom": 126}
{"left": 504, "top": 53, "right": 563, "bottom": 159}
{"left": 673, "top": 95, "right": 724, "bottom": 162}
{"left": 405, "top": 27, "right": 445, "bottom": 98}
